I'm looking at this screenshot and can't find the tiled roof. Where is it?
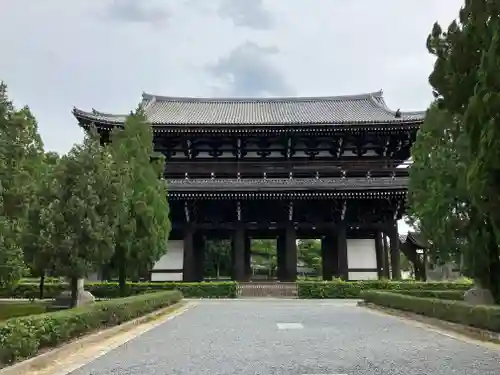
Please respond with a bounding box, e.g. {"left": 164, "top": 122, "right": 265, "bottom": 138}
{"left": 73, "top": 91, "right": 425, "bottom": 126}
{"left": 165, "top": 176, "right": 408, "bottom": 191}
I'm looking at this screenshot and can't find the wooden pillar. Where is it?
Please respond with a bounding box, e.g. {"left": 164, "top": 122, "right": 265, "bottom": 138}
{"left": 337, "top": 225, "right": 348, "bottom": 280}
{"left": 244, "top": 236, "right": 251, "bottom": 281}
{"left": 382, "top": 233, "right": 390, "bottom": 278}
{"left": 321, "top": 235, "right": 335, "bottom": 281}
{"left": 374, "top": 231, "right": 384, "bottom": 278}
{"left": 284, "top": 224, "right": 297, "bottom": 282}
{"left": 387, "top": 221, "right": 401, "bottom": 280}
{"left": 231, "top": 226, "right": 246, "bottom": 281}
{"left": 193, "top": 231, "right": 205, "bottom": 282}
{"left": 182, "top": 226, "right": 195, "bottom": 282}
{"left": 277, "top": 235, "right": 286, "bottom": 281}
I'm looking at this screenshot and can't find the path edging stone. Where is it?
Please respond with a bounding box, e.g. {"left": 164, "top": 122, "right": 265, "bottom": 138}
{"left": 0, "top": 301, "right": 187, "bottom": 375}
{"left": 358, "top": 301, "right": 500, "bottom": 344}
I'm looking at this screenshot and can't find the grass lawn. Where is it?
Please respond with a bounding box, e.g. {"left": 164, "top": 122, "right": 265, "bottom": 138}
{"left": 0, "top": 300, "right": 50, "bottom": 321}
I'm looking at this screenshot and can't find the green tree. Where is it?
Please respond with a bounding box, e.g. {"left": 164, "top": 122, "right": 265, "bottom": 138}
{"left": 40, "top": 128, "right": 124, "bottom": 307}
{"left": 461, "top": 19, "right": 500, "bottom": 297}
{"left": 23, "top": 151, "right": 60, "bottom": 298}
{"left": 0, "top": 189, "right": 25, "bottom": 288}
{"left": 109, "top": 109, "right": 171, "bottom": 295}
{"left": 204, "top": 239, "right": 231, "bottom": 278}
{"left": 410, "top": 0, "right": 500, "bottom": 299}
{"left": 251, "top": 239, "right": 276, "bottom": 276}
{"left": 408, "top": 106, "right": 468, "bottom": 264}
{"left": 297, "top": 239, "right": 321, "bottom": 272}
{"left": 0, "top": 82, "right": 44, "bottom": 288}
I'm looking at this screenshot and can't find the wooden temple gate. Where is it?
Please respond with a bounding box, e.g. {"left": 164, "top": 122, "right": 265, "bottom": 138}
{"left": 73, "top": 90, "right": 425, "bottom": 283}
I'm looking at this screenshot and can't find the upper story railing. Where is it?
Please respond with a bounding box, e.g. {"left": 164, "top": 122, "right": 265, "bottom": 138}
{"left": 163, "top": 159, "right": 410, "bottom": 179}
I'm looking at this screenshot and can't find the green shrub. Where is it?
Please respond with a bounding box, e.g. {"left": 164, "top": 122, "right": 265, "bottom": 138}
{"left": 0, "top": 281, "right": 237, "bottom": 300}
{"left": 297, "top": 280, "right": 472, "bottom": 299}
{"left": 360, "top": 290, "right": 500, "bottom": 332}
{"left": 0, "top": 283, "right": 66, "bottom": 300}
{"left": 20, "top": 277, "right": 64, "bottom": 284}
{"left": 395, "top": 289, "right": 465, "bottom": 301}
{"left": 0, "top": 290, "right": 182, "bottom": 366}
{"left": 86, "top": 281, "right": 237, "bottom": 299}
{"left": 0, "top": 301, "right": 50, "bottom": 321}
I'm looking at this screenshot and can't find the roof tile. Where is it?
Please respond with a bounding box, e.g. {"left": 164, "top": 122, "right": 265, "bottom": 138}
{"left": 73, "top": 91, "right": 425, "bottom": 126}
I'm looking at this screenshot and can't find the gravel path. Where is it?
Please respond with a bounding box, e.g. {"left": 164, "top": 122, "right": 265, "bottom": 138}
{"left": 69, "top": 299, "right": 500, "bottom": 375}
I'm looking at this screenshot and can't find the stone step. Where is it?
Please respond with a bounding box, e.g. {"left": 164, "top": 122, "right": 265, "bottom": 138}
{"left": 238, "top": 282, "right": 298, "bottom": 298}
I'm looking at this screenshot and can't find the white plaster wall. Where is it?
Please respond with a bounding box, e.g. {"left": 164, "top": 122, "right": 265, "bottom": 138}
{"left": 347, "top": 239, "right": 378, "bottom": 281}
{"left": 151, "top": 240, "right": 184, "bottom": 282}
{"left": 151, "top": 272, "right": 183, "bottom": 282}
{"left": 348, "top": 271, "right": 379, "bottom": 280}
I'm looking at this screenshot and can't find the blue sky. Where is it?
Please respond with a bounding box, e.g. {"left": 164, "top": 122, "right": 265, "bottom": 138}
{"left": 0, "top": 0, "right": 464, "bottom": 232}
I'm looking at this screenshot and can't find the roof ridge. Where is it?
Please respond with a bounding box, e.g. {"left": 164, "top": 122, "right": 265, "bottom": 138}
{"left": 141, "top": 90, "right": 384, "bottom": 103}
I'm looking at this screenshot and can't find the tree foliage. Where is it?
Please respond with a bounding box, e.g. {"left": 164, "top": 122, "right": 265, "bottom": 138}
{"left": 0, "top": 191, "right": 25, "bottom": 288}
{"left": 24, "top": 152, "right": 60, "bottom": 276}
{"left": 297, "top": 239, "right": 321, "bottom": 272}
{"left": 109, "top": 109, "right": 171, "bottom": 294}
{"left": 0, "top": 82, "right": 44, "bottom": 288}
{"left": 408, "top": 106, "right": 469, "bottom": 263}
{"left": 39, "top": 128, "right": 125, "bottom": 306}
{"left": 204, "top": 239, "right": 232, "bottom": 278}
{"left": 409, "top": 0, "right": 500, "bottom": 299}
{"left": 0, "top": 81, "right": 173, "bottom": 305}
{"left": 251, "top": 239, "right": 277, "bottom": 275}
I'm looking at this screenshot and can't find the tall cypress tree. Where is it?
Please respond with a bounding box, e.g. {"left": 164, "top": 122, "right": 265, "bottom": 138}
{"left": 408, "top": 105, "right": 469, "bottom": 264}
{"left": 110, "top": 108, "right": 171, "bottom": 295}
{"left": 410, "top": 0, "right": 500, "bottom": 299}
{"left": 461, "top": 16, "right": 500, "bottom": 297}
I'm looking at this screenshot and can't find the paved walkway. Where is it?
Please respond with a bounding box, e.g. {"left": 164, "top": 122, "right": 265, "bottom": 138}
{"left": 68, "top": 299, "right": 500, "bottom": 375}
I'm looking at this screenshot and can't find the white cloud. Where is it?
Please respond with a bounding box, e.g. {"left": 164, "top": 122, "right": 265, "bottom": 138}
{"left": 104, "top": 0, "right": 170, "bottom": 26}
{"left": 218, "top": 0, "right": 273, "bottom": 30}
{"left": 206, "top": 42, "right": 293, "bottom": 96}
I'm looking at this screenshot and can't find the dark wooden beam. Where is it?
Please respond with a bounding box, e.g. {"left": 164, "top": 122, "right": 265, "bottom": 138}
{"left": 337, "top": 225, "right": 348, "bottom": 281}
{"left": 231, "top": 226, "right": 246, "bottom": 281}
{"left": 182, "top": 226, "right": 195, "bottom": 282}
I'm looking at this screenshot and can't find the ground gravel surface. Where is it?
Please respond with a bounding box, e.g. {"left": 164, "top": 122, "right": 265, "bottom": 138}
{"left": 68, "top": 299, "right": 500, "bottom": 375}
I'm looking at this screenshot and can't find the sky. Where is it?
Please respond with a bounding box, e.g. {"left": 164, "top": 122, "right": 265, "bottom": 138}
{"left": 0, "top": 0, "right": 464, "bottom": 233}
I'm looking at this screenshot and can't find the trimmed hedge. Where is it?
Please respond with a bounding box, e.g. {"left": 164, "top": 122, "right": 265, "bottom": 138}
{"left": 0, "top": 283, "right": 66, "bottom": 300}
{"left": 0, "top": 281, "right": 237, "bottom": 300}
{"left": 297, "top": 280, "right": 472, "bottom": 299}
{"left": 361, "top": 290, "right": 500, "bottom": 332}
{"left": 20, "top": 277, "right": 64, "bottom": 284}
{"left": 0, "top": 301, "right": 50, "bottom": 321}
{"left": 87, "top": 281, "right": 237, "bottom": 299}
{"left": 0, "top": 290, "right": 182, "bottom": 366}
{"left": 395, "top": 289, "right": 465, "bottom": 301}
{"left": 1, "top": 280, "right": 469, "bottom": 300}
